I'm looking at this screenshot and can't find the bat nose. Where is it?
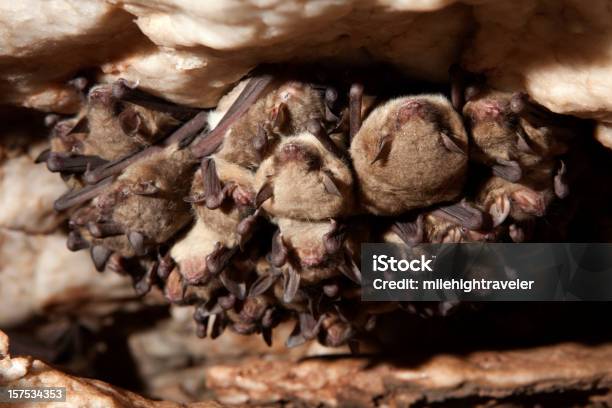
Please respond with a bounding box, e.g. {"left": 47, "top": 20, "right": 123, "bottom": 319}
{"left": 397, "top": 100, "right": 426, "bottom": 121}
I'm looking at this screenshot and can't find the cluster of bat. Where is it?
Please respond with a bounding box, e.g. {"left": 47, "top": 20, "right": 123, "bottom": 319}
{"left": 35, "top": 65, "right": 581, "bottom": 349}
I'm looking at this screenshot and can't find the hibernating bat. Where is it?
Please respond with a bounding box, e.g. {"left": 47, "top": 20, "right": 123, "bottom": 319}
{"left": 350, "top": 93, "right": 468, "bottom": 215}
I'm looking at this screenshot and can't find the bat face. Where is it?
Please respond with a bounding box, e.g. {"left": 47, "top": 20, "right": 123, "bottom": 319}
{"left": 277, "top": 218, "right": 335, "bottom": 268}
{"left": 170, "top": 219, "right": 225, "bottom": 285}
{"left": 42, "top": 82, "right": 182, "bottom": 196}
{"left": 350, "top": 94, "right": 468, "bottom": 215}
{"left": 213, "top": 80, "right": 327, "bottom": 170}
{"left": 66, "top": 146, "right": 196, "bottom": 262}
{"left": 463, "top": 91, "right": 517, "bottom": 163}
{"left": 463, "top": 90, "right": 572, "bottom": 181}
{"left": 73, "top": 84, "right": 179, "bottom": 160}
{"left": 255, "top": 132, "right": 354, "bottom": 220}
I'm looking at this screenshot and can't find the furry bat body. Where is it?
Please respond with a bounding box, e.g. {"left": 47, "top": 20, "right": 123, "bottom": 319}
{"left": 43, "top": 84, "right": 180, "bottom": 179}
{"left": 477, "top": 161, "right": 558, "bottom": 227}
{"left": 463, "top": 90, "right": 572, "bottom": 182}
{"left": 207, "top": 79, "right": 329, "bottom": 170}
{"left": 350, "top": 94, "right": 468, "bottom": 215}
{"left": 255, "top": 130, "right": 354, "bottom": 220}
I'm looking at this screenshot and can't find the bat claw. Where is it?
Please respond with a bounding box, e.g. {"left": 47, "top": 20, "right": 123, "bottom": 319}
{"left": 67, "top": 231, "right": 90, "bottom": 251}
{"left": 270, "top": 230, "right": 288, "bottom": 267}
{"left": 201, "top": 157, "right": 226, "bottom": 209}
{"left": 91, "top": 245, "right": 112, "bottom": 272}
{"left": 489, "top": 195, "right": 511, "bottom": 227}
{"left": 282, "top": 266, "right": 301, "bottom": 303}
{"left": 236, "top": 210, "right": 260, "bottom": 249}
{"left": 206, "top": 243, "right": 237, "bottom": 275}
{"left": 554, "top": 160, "right": 569, "bottom": 199}
{"left": 183, "top": 193, "right": 207, "bottom": 203}
{"left": 128, "top": 231, "right": 147, "bottom": 256}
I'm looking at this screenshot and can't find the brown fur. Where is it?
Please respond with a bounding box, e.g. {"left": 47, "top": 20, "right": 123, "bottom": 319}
{"left": 86, "top": 145, "right": 196, "bottom": 256}
{"left": 350, "top": 94, "right": 468, "bottom": 215}
{"left": 170, "top": 219, "right": 224, "bottom": 284}
{"left": 477, "top": 161, "right": 557, "bottom": 222}
{"left": 464, "top": 90, "right": 569, "bottom": 170}
{"left": 50, "top": 84, "right": 179, "bottom": 162}
{"left": 255, "top": 132, "right": 354, "bottom": 220}
{"left": 213, "top": 80, "right": 326, "bottom": 169}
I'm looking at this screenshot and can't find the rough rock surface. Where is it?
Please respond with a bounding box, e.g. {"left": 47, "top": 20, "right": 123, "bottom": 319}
{"left": 2, "top": 0, "right": 612, "bottom": 132}
{"left": 4, "top": 327, "right": 612, "bottom": 407}
{"left": 0, "top": 229, "right": 135, "bottom": 327}
{"left": 0, "top": 329, "right": 222, "bottom": 407}
{"left": 206, "top": 343, "right": 612, "bottom": 406}
{"left": 128, "top": 307, "right": 349, "bottom": 403}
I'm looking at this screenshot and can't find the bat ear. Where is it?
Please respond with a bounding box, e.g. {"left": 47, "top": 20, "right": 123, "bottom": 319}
{"left": 270, "top": 230, "right": 288, "bottom": 267}
{"left": 270, "top": 102, "right": 289, "bottom": 134}
{"left": 118, "top": 107, "right": 143, "bottom": 136}
{"left": 282, "top": 266, "right": 301, "bottom": 303}
{"left": 323, "top": 219, "right": 347, "bottom": 255}
{"left": 255, "top": 182, "right": 274, "bottom": 207}
{"left": 322, "top": 171, "right": 342, "bottom": 197}
{"left": 440, "top": 131, "right": 466, "bottom": 155}
{"left": 516, "top": 126, "right": 535, "bottom": 154}
{"left": 489, "top": 194, "right": 511, "bottom": 227}
{"left": 554, "top": 160, "right": 569, "bottom": 199}
{"left": 371, "top": 134, "right": 392, "bottom": 165}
